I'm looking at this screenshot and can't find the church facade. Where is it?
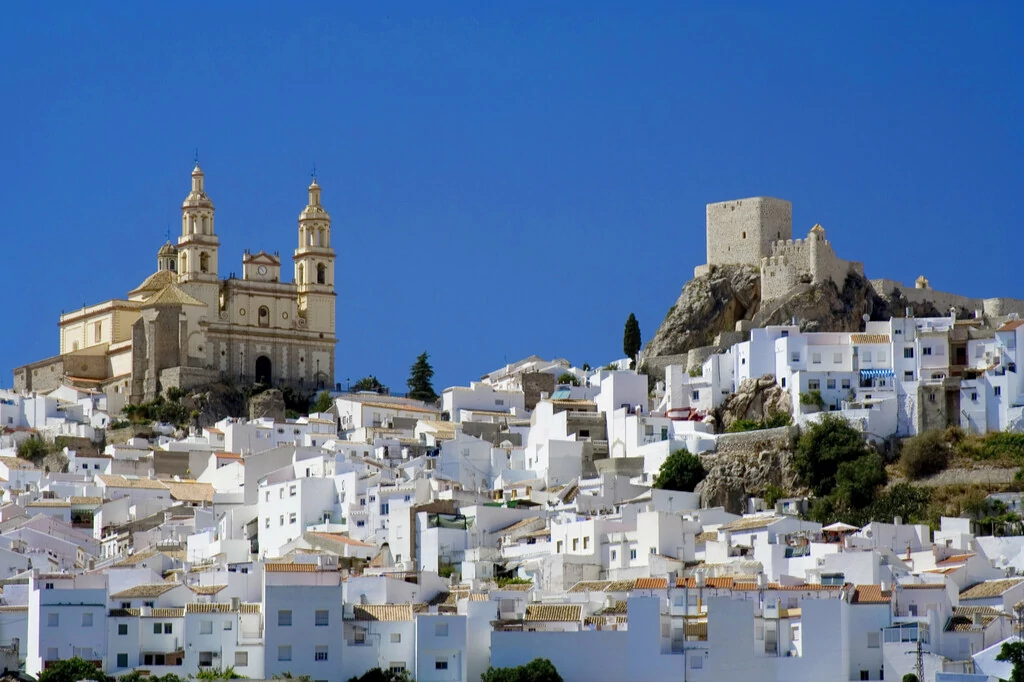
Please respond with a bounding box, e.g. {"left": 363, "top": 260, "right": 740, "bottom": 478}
{"left": 14, "top": 164, "right": 337, "bottom": 404}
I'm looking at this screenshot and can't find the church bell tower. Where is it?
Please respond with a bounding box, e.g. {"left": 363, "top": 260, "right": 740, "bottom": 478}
{"left": 293, "top": 176, "right": 336, "bottom": 333}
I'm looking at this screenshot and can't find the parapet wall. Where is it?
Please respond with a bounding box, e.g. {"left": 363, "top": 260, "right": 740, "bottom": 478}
{"left": 760, "top": 233, "right": 863, "bottom": 302}
{"left": 706, "top": 197, "right": 792, "bottom": 269}
{"left": 870, "top": 279, "right": 1024, "bottom": 318}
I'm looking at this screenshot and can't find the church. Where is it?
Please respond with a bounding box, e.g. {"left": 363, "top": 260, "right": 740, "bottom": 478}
{"left": 14, "top": 164, "right": 338, "bottom": 405}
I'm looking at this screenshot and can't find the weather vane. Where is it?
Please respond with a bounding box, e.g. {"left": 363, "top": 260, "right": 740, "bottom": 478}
{"left": 194, "top": 148, "right": 199, "bottom": 166}
{"left": 311, "top": 162, "right": 317, "bottom": 180}
{"left": 165, "top": 224, "right": 171, "bottom": 243}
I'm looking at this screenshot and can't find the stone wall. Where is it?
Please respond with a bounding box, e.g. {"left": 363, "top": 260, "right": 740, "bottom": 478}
{"left": 705, "top": 197, "right": 792, "bottom": 270}
{"left": 760, "top": 232, "right": 863, "bottom": 303}
{"left": 713, "top": 425, "right": 797, "bottom": 457}
{"left": 158, "top": 366, "right": 220, "bottom": 396}
{"left": 13, "top": 357, "right": 65, "bottom": 394}
{"left": 522, "top": 372, "right": 555, "bottom": 411}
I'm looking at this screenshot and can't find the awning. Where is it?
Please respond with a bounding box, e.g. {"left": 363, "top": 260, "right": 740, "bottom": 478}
{"left": 859, "top": 369, "right": 894, "bottom": 378}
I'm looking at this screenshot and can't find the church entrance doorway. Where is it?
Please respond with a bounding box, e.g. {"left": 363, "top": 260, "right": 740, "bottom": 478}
{"left": 255, "top": 355, "right": 272, "bottom": 385}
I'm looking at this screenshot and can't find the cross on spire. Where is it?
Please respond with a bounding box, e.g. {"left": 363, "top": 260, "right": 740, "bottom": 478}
{"left": 194, "top": 148, "right": 200, "bottom": 166}
{"left": 311, "top": 162, "right": 317, "bottom": 181}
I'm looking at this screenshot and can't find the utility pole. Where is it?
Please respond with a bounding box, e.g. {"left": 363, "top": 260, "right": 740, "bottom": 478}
{"left": 905, "top": 638, "right": 923, "bottom": 682}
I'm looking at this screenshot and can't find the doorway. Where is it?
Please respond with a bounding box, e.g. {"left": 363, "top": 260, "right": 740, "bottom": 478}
{"left": 255, "top": 355, "right": 272, "bottom": 385}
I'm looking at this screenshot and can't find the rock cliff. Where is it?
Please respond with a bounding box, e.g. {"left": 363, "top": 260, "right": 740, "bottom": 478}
{"left": 718, "top": 375, "right": 792, "bottom": 431}
{"left": 645, "top": 267, "right": 971, "bottom": 362}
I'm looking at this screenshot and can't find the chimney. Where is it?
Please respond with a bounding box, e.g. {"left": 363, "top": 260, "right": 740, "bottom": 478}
{"left": 881, "top": 581, "right": 889, "bottom": 593}
{"left": 894, "top": 516, "right": 902, "bottom": 526}
{"left": 906, "top": 306, "right": 913, "bottom": 318}
{"left": 905, "top": 545, "right": 912, "bottom": 561}
{"left": 231, "top": 597, "right": 240, "bottom": 611}
{"left": 972, "top": 612, "right": 984, "bottom": 628}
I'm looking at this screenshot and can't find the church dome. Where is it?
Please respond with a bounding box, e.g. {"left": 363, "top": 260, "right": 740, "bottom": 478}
{"left": 158, "top": 241, "right": 178, "bottom": 257}
{"left": 299, "top": 178, "right": 330, "bottom": 222}
{"left": 181, "top": 163, "right": 215, "bottom": 210}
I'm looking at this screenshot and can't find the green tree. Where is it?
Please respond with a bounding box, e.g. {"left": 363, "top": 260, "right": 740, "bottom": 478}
{"left": 997, "top": 640, "right": 1024, "bottom": 681}
{"left": 901, "top": 675, "right": 919, "bottom": 682}
{"left": 794, "top": 414, "right": 870, "bottom": 497}
{"left": 16, "top": 436, "right": 50, "bottom": 463}
{"left": 556, "top": 372, "right": 580, "bottom": 387}
{"left": 653, "top": 448, "right": 707, "bottom": 492}
{"left": 351, "top": 375, "right": 386, "bottom": 393}
{"left": 195, "top": 667, "right": 245, "bottom": 681}
{"left": 39, "top": 657, "right": 108, "bottom": 682}
{"left": 482, "top": 658, "right": 563, "bottom": 682}
{"left": 310, "top": 390, "right": 333, "bottom": 414}
{"left": 407, "top": 352, "right": 438, "bottom": 402}
{"left": 623, "top": 313, "right": 641, "bottom": 369}
{"left": 900, "top": 430, "right": 951, "bottom": 479}
{"left": 834, "top": 452, "right": 887, "bottom": 510}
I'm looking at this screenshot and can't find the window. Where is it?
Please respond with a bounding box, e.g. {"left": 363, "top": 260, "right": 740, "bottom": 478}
{"left": 118, "top": 623, "right": 128, "bottom": 636}
{"left": 289, "top": 485, "right": 297, "bottom": 497}
{"left": 904, "top": 347, "right": 914, "bottom": 359}
{"left": 922, "top": 346, "right": 932, "bottom": 356}
{"left": 808, "top": 380, "right": 820, "bottom": 391}
{"left": 223, "top": 620, "right": 232, "bottom": 631}
{"left": 556, "top": 541, "right": 563, "bottom": 553}
{"left": 200, "top": 620, "right": 213, "bottom": 635}
{"left": 314, "top": 645, "right": 328, "bottom": 662}
{"left": 781, "top": 377, "right": 786, "bottom": 388}
{"left": 389, "top": 664, "right": 407, "bottom": 676}
{"left": 826, "top": 379, "right": 836, "bottom": 390}
{"left": 435, "top": 622, "right": 449, "bottom": 637}
{"left": 279, "top": 515, "right": 284, "bottom": 526}
{"left": 904, "top": 371, "right": 914, "bottom": 381}
{"left": 289, "top": 512, "right": 297, "bottom": 524}
{"left": 611, "top": 549, "right": 617, "bottom": 561}
{"left": 650, "top": 547, "right": 657, "bottom": 556}
{"left": 265, "top": 518, "right": 270, "bottom": 529}
{"left": 691, "top": 657, "right": 703, "bottom": 670}
{"left": 495, "top": 399, "right": 504, "bottom": 406}
{"left": 435, "top": 659, "right": 449, "bottom": 671}
{"left": 860, "top": 671, "right": 869, "bottom": 681}
{"left": 117, "top": 653, "right": 128, "bottom": 668}
{"left": 812, "top": 353, "right": 822, "bottom": 364}
{"left": 94, "top": 322, "right": 102, "bottom": 343}
{"left": 315, "top": 610, "right": 329, "bottom": 627}
{"left": 867, "top": 631, "right": 880, "bottom": 648}
{"left": 791, "top": 353, "right": 800, "bottom": 363}
{"left": 381, "top": 503, "right": 389, "bottom": 515}
{"left": 199, "top": 652, "right": 214, "bottom": 667}
{"left": 154, "top": 622, "right": 163, "bottom": 634}
{"left": 278, "top": 610, "right": 292, "bottom": 626}
{"left": 971, "top": 392, "right": 979, "bottom": 402}
{"left": 82, "top": 612, "right": 93, "bottom": 627}
{"left": 691, "top": 390, "right": 699, "bottom": 401}
{"left": 630, "top": 549, "right": 637, "bottom": 560}
{"left": 143, "top": 601, "right": 155, "bottom": 608}
{"left": 583, "top": 536, "right": 590, "bottom": 550}
{"left": 234, "top": 651, "right": 248, "bottom": 667}
{"left": 862, "top": 351, "right": 872, "bottom": 362}
{"left": 265, "top": 491, "right": 270, "bottom": 502}
{"left": 47, "top": 613, "right": 58, "bottom": 627}
{"left": 878, "top": 351, "right": 887, "bottom": 362}
{"left": 842, "top": 379, "right": 851, "bottom": 389}
{"left": 834, "top": 352, "right": 842, "bottom": 363}
{"left": 278, "top": 645, "right": 292, "bottom": 662}
{"left": 572, "top": 539, "right": 578, "bottom": 552}
{"left": 46, "top": 648, "right": 58, "bottom": 662}
{"left": 996, "top": 386, "right": 1003, "bottom": 396}
{"left": 354, "top": 629, "right": 366, "bottom": 644}
{"left": 390, "top": 632, "right": 402, "bottom": 643}
{"left": 781, "top": 330, "right": 789, "bottom": 338}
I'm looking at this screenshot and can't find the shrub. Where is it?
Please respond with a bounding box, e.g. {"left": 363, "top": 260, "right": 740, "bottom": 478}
{"left": 556, "top": 372, "right": 580, "bottom": 386}
{"left": 900, "top": 430, "right": 951, "bottom": 479}
{"left": 166, "top": 386, "right": 187, "bottom": 401}
{"left": 800, "top": 390, "right": 825, "bottom": 410}
{"left": 311, "top": 390, "right": 333, "bottom": 414}
{"left": 482, "top": 658, "right": 562, "bottom": 682}
{"left": 349, "top": 668, "right": 410, "bottom": 682}
{"left": 496, "top": 577, "right": 532, "bottom": 588}
{"left": 726, "top": 419, "right": 763, "bottom": 433}
{"left": 39, "top": 657, "right": 108, "bottom": 682}
{"left": 763, "top": 411, "right": 793, "bottom": 429}
{"left": 996, "top": 639, "right": 1024, "bottom": 681}
{"left": 438, "top": 563, "right": 456, "bottom": 579}
{"left": 16, "top": 436, "right": 51, "bottom": 462}
{"left": 653, "top": 448, "right": 707, "bottom": 492}
{"left": 763, "top": 484, "right": 786, "bottom": 508}
{"left": 794, "top": 414, "right": 870, "bottom": 497}
{"left": 902, "top": 674, "right": 919, "bottom": 682}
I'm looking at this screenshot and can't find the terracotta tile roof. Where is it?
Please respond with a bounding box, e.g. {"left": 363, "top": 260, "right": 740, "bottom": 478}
{"left": 98, "top": 475, "right": 168, "bottom": 491}
{"left": 26, "top": 500, "right": 71, "bottom": 507}
{"left": 350, "top": 604, "right": 414, "bottom": 622}
{"left": 495, "top": 516, "right": 543, "bottom": 534}
{"left": 674, "top": 576, "right": 844, "bottom": 592}
{"left": 417, "top": 420, "right": 457, "bottom": 438}
{"left": 959, "top": 578, "right": 1024, "bottom": 600}
{"left": 143, "top": 284, "right": 207, "bottom": 308}
{"left": 525, "top": 604, "right": 582, "bottom": 622}
{"left": 205, "top": 429, "right": 224, "bottom": 435}
{"left": 129, "top": 269, "right": 175, "bottom": 295}
{"left": 109, "top": 607, "right": 186, "bottom": 618}
{"left": 264, "top": 562, "right": 322, "bottom": 573}
{"left": 720, "top": 515, "right": 783, "bottom": 532}
{"left": 0, "top": 606, "right": 27, "bottom": 612}
{"left": 362, "top": 401, "right": 438, "bottom": 415}
{"left": 852, "top": 585, "right": 892, "bottom": 605}
{"left": 998, "top": 320, "right": 1024, "bottom": 332}
{"left": 937, "top": 553, "right": 975, "bottom": 566}
{"left": 187, "top": 584, "right": 227, "bottom": 596}
{"left": 600, "top": 600, "right": 628, "bottom": 615}
{"left": 308, "top": 531, "right": 375, "bottom": 548}
{"left": 162, "top": 480, "right": 215, "bottom": 504}
{"left": 111, "top": 548, "right": 162, "bottom": 567}
{"left": 70, "top": 497, "right": 102, "bottom": 505}
{"left": 495, "top": 582, "right": 534, "bottom": 592}
{"left": 110, "top": 583, "right": 180, "bottom": 599}
{"left": 899, "top": 583, "right": 947, "bottom": 590}
{"left": 0, "top": 456, "right": 38, "bottom": 471}
{"left": 634, "top": 577, "right": 669, "bottom": 590}
{"left": 695, "top": 531, "right": 718, "bottom": 544}
{"left": 187, "top": 602, "right": 260, "bottom": 614}
{"left": 685, "top": 620, "right": 708, "bottom": 639}
{"left": 851, "top": 334, "right": 891, "bottom": 344}
{"left": 946, "top": 606, "right": 1007, "bottom": 632}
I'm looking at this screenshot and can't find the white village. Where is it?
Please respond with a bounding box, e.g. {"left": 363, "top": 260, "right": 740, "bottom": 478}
{"left": 2, "top": 167, "right": 1024, "bottom": 682}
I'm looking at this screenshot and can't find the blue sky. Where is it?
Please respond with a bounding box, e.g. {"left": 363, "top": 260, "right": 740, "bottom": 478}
{"left": 1, "top": 2, "right": 1021, "bottom": 392}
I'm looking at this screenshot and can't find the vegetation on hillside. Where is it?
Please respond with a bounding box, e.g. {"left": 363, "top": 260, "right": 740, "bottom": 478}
{"left": 653, "top": 448, "right": 708, "bottom": 493}
{"left": 407, "top": 351, "right": 438, "bottom": 403}
{"left": 726, "top": 411, "right": 792, "bottom": 433}
{"left": 482, "top": 658, "right": 563, "bottom": 682}
{"left": 351, "top": 375, "right": 387, "bottom": 393}
{"left": 623, "top": 313, "right": 642, "bottom": 370}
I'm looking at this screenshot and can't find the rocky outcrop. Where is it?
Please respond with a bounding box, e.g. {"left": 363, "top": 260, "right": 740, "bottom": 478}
{"left": 696, "top": 427, "right": 804, "bottom": 514}
{"left": 643, "top": 265, "right": 760, "bottom": 359}
{"left": 718, "top": 375, "right": 792, "bottom": 431}
{"left": 645, "top": 268, "right": 975, "bottom": 364}
{"left": 179, "top": 384, "right": 246, "bottom": 429}
{"left": 248, "top": 388, "right": 286, "bottom": 422}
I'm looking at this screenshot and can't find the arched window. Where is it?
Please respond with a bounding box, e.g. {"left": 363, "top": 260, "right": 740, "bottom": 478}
{"left": 297, "top": 263, "right": 305, "bottom": 284}
{"left": 316, "top": 263, "right": 326, "bottom": 285}
{"left": 180, "top": 252, "right": 188, "bottom": 273}
{"left": 308, "top": 229, "right": 314, "bottom": 246}
{"left": 258, "top": 306, "right": 270, "bottom": 328}
{"left": 320, "top": 228, "right": 327, "bottom": 247}
{"left": 200, "top": 252, "right": 210, "bottom": 273}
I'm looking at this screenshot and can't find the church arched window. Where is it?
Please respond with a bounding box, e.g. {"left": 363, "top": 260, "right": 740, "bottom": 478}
{"left": 316, "top": 263, "right": 326, "bottom": 285}
{"left": 258, "top": 306, "right": 270, "bottom": 328}
{"left": 200, "top": 252, "right": 210, "bottom": 273}
{"left": 180, "top": 252, "right": 188, "bottom": 273}
{"left": 297, "top": 263, "right": 305, "bottom": 284}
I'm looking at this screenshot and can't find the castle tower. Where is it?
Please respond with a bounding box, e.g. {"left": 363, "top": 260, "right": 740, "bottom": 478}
{"left": 809, "top": 223, "right": 824, "bottom": 282}
{"left": 700, "top": 197, "right": 792, "bottom": 276}
{"left": 293, "top": 177, "right": 336, "bottom": 334}
{"left": 157, "top": 241, "right": 178, "bottom": 273}
{"left": 177, "top": 163, "right": 219, "bottom": 283}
